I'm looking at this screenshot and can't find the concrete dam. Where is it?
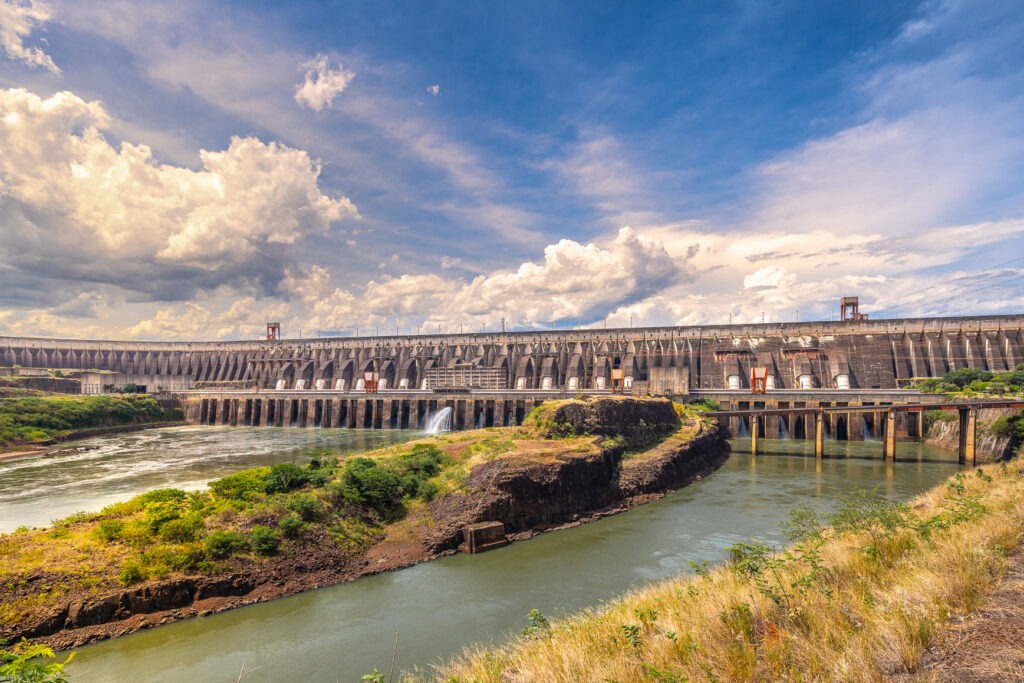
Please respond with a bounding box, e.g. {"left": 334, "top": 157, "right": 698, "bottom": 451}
{"left": 2, "top": 314, "right": 1023, "bottom": 446}
{"left": 3, "top": 315, "right": 1022, "bottom": 394}
{"left": 2, "top": 313, "right": 1024, "bottom": 393}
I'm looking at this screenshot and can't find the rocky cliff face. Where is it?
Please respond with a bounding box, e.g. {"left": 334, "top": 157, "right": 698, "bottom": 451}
{"left": 545, "top": 397, "right": 681, "bottom": 446}
{"left": 425, "top": 400, "right": 727, "bottom": 551}
{"left": 925, "top": 408, "right": 1022, "bottom": 461}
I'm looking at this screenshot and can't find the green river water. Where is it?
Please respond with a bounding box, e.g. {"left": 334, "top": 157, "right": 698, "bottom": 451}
{"left": 0, "top": 429, "right": 962, "bottom": 682}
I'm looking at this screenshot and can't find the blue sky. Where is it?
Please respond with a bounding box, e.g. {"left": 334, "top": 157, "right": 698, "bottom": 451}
{"left": 0, "top": 0, "right": 1021, "bottom": 339}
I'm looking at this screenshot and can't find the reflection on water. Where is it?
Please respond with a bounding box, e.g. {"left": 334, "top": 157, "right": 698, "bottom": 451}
{"left": 64, "top": 438, "right": 962, "bottom": 682}
{"left": 730, "top": 436, "right": 959, "bottom": 463}
{"left": 0, "top": 426, "right": 420, "bottom": 532}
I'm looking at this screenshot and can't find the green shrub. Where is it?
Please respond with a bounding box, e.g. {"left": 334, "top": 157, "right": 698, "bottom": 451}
{"left": 264, "top": 463, "right": 310, "bottom": 493}
{"left": 687, "top": 398, "right": 719, "bottom": 411}
{"left": 0, "top": 638, "right": 74, "bottom": 683}
{"left": 287, "top": 494, "right": 324, "bottom": 522}
{"left": 167, "top": 543, "right": 209, "bottom": 572}
{"left": 343, "top": 458, "right": 403, "bottom": 515}
{"left": 989, "top": 417, "right": 1014, "bottom": 437}
{"left": 417, "top": 479, "right": 440, "bottom": 502}
{"left": 136, "top": 488, "right": 188, "bottom": 506}
{"left": 209, "top": 468, "right": 270, "bottom": 501}
{"left": 923, "top": 409, "right": 956, "bottom": 434}
{"left": 0, "top": 394, "right": 175, "bottom": 446}
{"left": 158, "top": 515, "right": 205, "bottom": 543}
{"left": 95, "top": 519, "right": 124, "bottom": 542}
{"left": 205, "top": 530, "right": 248, "bottom": 559}
{"left": 250, "top": 525, "right": 280, "bottom": 556}
{"left": 989, "top": 414, "right": 1024, "bottom": 452}
{"left": 120, "top": 520, "right": 155, "bottom": 547}
{"left": 142, "top": 500, "right": 183, "bottom": 532}
{"left": 119, "top": 562, "right": 148, "bottom": 585}
{"left": 279, "top": 514, "right": 304, "bottom": 538}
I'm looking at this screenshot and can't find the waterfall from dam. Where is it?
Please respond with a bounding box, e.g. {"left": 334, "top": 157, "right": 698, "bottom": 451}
{"left": 425, "top": 407, "right": 453, "bottom": 434}
{"left": 862, "top": 416, "right": 877, "bottom": 441}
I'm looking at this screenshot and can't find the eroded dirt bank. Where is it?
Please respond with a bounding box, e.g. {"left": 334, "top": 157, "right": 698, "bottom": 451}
{"left": 2, "top": 399, "right": 728, "bottom": 650}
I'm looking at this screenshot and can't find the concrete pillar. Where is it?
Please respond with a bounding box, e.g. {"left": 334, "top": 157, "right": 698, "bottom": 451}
{"left": 381, "top": 399, "right": 393, "bottom": 429}
{"left": 751, "top": 415, "right": 759, "bottom": 456}
{"left": 252, "top": 399, "right": 262, "bottom": 427}
{"left": 883, "top": 409, "right": 897, "bottom": 461}
{"left": 814, "top": 411, "right": 824, "bottom": 459}
{"left": 847, "top": 407, "right": 864, "bottom": 441}
{"left": 912, "top": 410, "right": 924, "bottom": 440}
{"left": 230, "top": 399, "right": 240, "bottom": 426}
{"left": 959, "top": 408, "right": 977, "bottom": 466}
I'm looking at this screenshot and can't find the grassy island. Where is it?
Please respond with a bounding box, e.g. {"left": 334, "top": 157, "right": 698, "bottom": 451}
{"left": 431, "top": 460, "right": 1024, "bottom": 682}
{"left": 1, "top": 398, "right": 723, "bottom": 649}
{"left": 0, "top": 395, "right": 182, "bottom": 449}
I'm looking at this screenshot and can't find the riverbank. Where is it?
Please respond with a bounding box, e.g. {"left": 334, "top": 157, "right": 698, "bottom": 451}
{"left": 0, "top": 397, "right": 727, "bottom": 650}
{"left": 0, "top": 394, "right": 183, "bottom": 450}
{"left": 432, "top": 459, "right": 1024, "bottom": 682}
{"left": 0, "top": 422, "right": 186, "bottom": 462}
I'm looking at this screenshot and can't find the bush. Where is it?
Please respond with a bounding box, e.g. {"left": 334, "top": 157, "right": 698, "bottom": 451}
{"left": 209, "top": 468, "right": 270, "bottom": 501}
{"left": 95, "top": 519, "right": 124, "bottom": 542}
{"left": 417, "top": 479, "right": 440, "bottom": 502}
{"left": 0, "top": 638, "right": 74, "bottom": 683}
{"left": 989, "top": 417, "right": 1014, "bottom": 438}
{"left": 167, "top": 543, "right": 209, "bottom": 572}
{"left": 142, "top": 500, "right": 183, "bottom": 532}
{"left": 989, "top": 415, "right": 1024, "bottom": 452}
{"left": 158, "top": 515, "right": 205, "bottom": 543}
{"left": 923, "top": 409, "right": 956, "bottom": 434}
{"left": 278, "top": 514, "right": 304, "bottom": 538}
{"left": 687, "top": 398, "right": 720, "bottom": 411}
{"left": 137, "top": 488, "right": 188, "bottom": 506}
{"left": 205, "top": 530, "right": 248, "bottom": 559}
{"left": 119, "top": 562, "right": 148, "bottom": 585}
{"left": 343, "top": 458, "right": 403, "bottom": 515}
{"left": 0, "top": 394, "right": 174, "bottom": 446}
{"left": 250, "top": 525, "right": 280, "bottom": 556}
{"left": 120, "top": 520, "right": 155, "bottom": 547}
{"left": 287, "top": 494, "right": 323, "bottom": 522}
{"left": 264, "top": 463, "right": 310, "bottom": 494}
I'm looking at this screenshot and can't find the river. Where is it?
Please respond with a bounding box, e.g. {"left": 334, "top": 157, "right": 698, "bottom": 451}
{"left": 11, "top": 432, "right": 955, "bottom": 682}
{"left": 0, "top": 427, "right": 419, "bottom": 533}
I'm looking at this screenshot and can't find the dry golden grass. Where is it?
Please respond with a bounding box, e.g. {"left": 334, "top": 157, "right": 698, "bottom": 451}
{"left": 0, "top": 521, "right": 135, "bottom": 625}
{"left": 622, "top": 414, "right": 703, "bottom": 462}
{"left": 428, "top": 462, "right": 1024, "bottom": 683}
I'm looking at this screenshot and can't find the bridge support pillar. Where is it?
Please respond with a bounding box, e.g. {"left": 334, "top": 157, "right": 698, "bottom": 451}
{"left": 958, "top": 408, "right": 977, "bottom": 466}
{"left": 751, "top": 415, "right": 759, "bottom": 456}
{"left": 911, "top": 410, "right": 924, "bottom": 440}
{"left": 883, "top": 409, "right": 897, "bottom": 461}
{"left": 814, "top": 411, "right": 824, "bottom": 459}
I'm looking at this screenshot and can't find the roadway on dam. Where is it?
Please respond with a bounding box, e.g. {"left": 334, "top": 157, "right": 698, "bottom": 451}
{"left": 13, "top": 430, "right": 961, "bottom": 682}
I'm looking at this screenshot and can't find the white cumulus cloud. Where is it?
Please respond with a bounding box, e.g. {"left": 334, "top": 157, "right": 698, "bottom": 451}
{"left": 0, "top": 0, "right": 59, "bottom": 73}
{"left": 426, "top": 84, "right": 439, "bottom": 96}
{"left": 0, "top": 88, "right": 357, "bottom": 268}
{"left": 279, "top": 227, "right": 694, "bottom": 333}
{"left": 294, "top": 54, "right": 355, "bottom": 111}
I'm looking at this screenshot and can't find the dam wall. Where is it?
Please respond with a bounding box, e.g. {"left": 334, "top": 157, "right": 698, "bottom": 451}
{"left": 1, "top": 315, "right": 1022, "bottom": 394}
